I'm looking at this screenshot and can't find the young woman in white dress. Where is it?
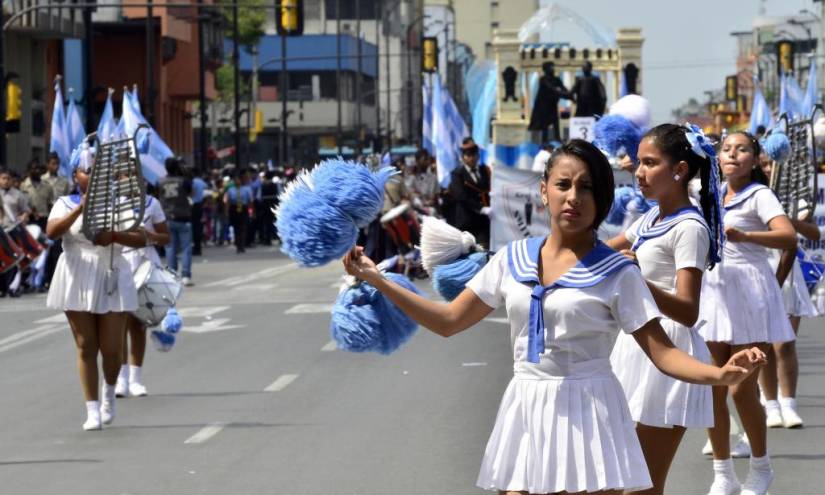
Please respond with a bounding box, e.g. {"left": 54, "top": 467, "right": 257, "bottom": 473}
{"left": 116, "top": 193, "right": 170, "bottom": 397}
{"left": 607, "top": 123, "right": 723, "bottom": 495}
{"left": 46, "top": 150, "right": 150, "bottom": 430}
{"left": 342, "top": 139, "right": 765, "bottom": 495}
{"left": 698, "top": 132, "right": 797, "bottom": 495}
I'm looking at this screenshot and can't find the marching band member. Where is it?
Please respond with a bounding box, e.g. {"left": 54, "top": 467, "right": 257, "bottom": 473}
{"left": 698, "top": 132, "right": 797, "bottom": 495}
{"left": 607, "top": 123, "right": 724, "bottom": 495}
{"left": 342, "top": 139, "right": 765, "bottom": 495}
{"left": 117, "top": 192, "right": 170, "bottom": 397}
{"left": 45, "top": 148, "right": 148, "bottom": 431}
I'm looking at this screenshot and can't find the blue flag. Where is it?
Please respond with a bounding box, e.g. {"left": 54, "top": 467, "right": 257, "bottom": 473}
{"left": 749, "top": 79, "right": 773, "bottom": 135}
{"left": 49, "top": 80, "right": 71, "bottom": 178}
{"left": 802, "top": 58, "right": 818, "bottom": 117}
{"left": 120, "top": 86, "right": 170, "bottom": 185}
{"left": 66, "top": 89, "right": 86, "bottom": 153}
{"left": 422, "top": 75, "right": 434, "bottom": 154}
{"left": 97, "top": 88, "right": 118, "bottom": 143}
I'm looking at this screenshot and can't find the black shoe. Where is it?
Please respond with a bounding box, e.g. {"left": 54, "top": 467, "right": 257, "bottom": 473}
{"left": 9, "top": 289, "right": 21, "bottom": 298}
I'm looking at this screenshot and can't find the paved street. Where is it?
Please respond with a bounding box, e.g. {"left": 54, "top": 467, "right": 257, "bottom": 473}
{"left": 0, "top": 245, "right": 823, "bottom": 494}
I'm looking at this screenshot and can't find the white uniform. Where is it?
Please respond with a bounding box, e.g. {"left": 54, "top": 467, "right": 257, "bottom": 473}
{"left": 46, "top": 195, "right": 138, "bottom": 313}
{"left": 122, "top": 195, "right": 166, "bottom": 273}
{"left": 768, "top": 248, "right": 818, "bottom": 318}
{"left": 699, "top": 184, "right": 795, "bottom": 344}
{"left": 611, "top": 206, "right": 713, "bottom": 428}
{"left": 469, "top": 237, "right": 660, "bottom": 494}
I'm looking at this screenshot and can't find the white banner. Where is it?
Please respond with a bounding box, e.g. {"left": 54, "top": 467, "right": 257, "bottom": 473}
{"left": 490, "top": 167, "right": 637, "bottom": 251}
{"left": 569, "top": 117, "right": 596, "bottom": 142}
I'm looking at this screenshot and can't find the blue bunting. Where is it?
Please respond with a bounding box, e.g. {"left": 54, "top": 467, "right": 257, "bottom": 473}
{"left": 330, "top": 272, "right": 421, "bottom": 355}
{"left": 594, "top": 114, "right": 643, "bottom": 163}
{"left": 276, "top": 160, "right": 395, "bottom": 267}
{"left": 763, "top": 132, "right": 791, "bottom": 162}
{"left": 432, "top": 252, "right": 489, "bottom": 301}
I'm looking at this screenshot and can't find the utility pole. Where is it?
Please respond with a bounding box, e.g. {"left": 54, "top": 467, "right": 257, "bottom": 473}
{"left": 0, "top": 6, "right": 8, "bottom": 165}
{"left": 336, "top": 0, "right": 342, "bottom": 155}
{"left": 355, "top": 0, "right": 362, "bottom": 155}
{"left": 146, "top": 0, "right": 155, "bottom": 125}
{"left": 280, "top": 24, "right": 288, "bottom": 167}
{"left": 385, "top": 1, "right": 391, "bottom": 151}
{"left": 232, "top": 3, "right": 241, "bottom": 168}
{"left": 375, "top": 0, "right": 381, "bottom": 153}
{"left": 197, "top": 2, "right": 208, "bottom": 172}
{"left": 83, "top": 6, "right": 94, "bottom": 131}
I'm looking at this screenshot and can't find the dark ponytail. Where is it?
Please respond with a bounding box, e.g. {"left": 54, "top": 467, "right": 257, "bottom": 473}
{"left": 643, "top": 123, "right": 723, "bottom": 268}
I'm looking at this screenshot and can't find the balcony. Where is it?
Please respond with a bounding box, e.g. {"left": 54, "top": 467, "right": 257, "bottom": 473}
{"left": 4, "top": 0, "right": 86, "bottom": 38}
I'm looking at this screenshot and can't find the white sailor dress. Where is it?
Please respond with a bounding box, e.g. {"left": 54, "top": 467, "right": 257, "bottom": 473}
{"left": 611, "top": 206, "right": 714, "bottom": 428}
{"left": 698, "top": 184, "right": 795, "bottom": 344}
{"left": 46, "top": 194, "right": 138, "bottom": 313}
{"left": 123, "top": 195, "right": 166, "bottom": 273}
{"left": 768, "top": 248, "right": 819, "bottom": 318}
{"left": 469, "top": 237, "right": 661, "bottom": 494}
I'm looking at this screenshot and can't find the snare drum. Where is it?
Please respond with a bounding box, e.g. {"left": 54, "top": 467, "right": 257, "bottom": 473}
{"left": 5, "top": 223, "right": 43, "bottom": 270}
{"left": 0, "top": 228, "right": 24, "bottom": 273}
{"left": 131, "top": 260, "right": 184, "bottom": 327}
{"left": 380, "top": 203, "right": 421, "bottom": 252}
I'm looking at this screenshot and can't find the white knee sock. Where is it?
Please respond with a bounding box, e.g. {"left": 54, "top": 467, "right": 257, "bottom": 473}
{"left": 118, "top": 364, "right": 129, "bottom": 381}
{"left": 129, "top": 365, "right": 142, "bottom": 385}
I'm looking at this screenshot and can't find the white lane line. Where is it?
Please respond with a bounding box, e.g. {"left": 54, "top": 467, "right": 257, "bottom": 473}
{"left": 231, "top": 283, "right": 277, "bottom": 291}
{"left": 203, "top": 263, "right": 297, "bottom": 288}
{"left": 462, "top": 362, "right": 488, "bottom": 367}
{"left": 264, "top": 374, "right": 299, "bottom": 392}
{"left": 35, "top": 314, "right": 66, "bottom": 324}
{"left": 321, "top": 340, "right": 337, "bottom": 352}
{"left": 0, "top": 325, "right": 64, "bottom": 354}
{"left": 176, "top": 306, "right": 230, "bottom": 318}
{"left": 184, "top": 422, "right": 227, "bottom": 444}
{"left": 285, "top": 303, "right": 333, "bottom": 314}
{"left": 487, "top": 317, "right": 508, "bottom": 324}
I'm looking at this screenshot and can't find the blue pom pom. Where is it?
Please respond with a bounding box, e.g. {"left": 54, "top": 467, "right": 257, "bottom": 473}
{"left": 594, "top": 115, "right": 643, "bottom": 163}
{"left": 311, "top": 159, "right": 395, "bottom": 228}
{"left": 432, "top": 252, "right": 488, "bottom": 301}
{"left": 330, "top": 272, "right": 422, "bottom": 354}
{"left": 605, "top": 186, "right": 652, "bottom": 226}
{"left": 150, "top": 330, "right": 176, "bottom": 352}
{"left": 161, "top": 308, "right": 183, "bottom": 334}
{"left": 763, "top": 132, "right": 791, "bottom": 162}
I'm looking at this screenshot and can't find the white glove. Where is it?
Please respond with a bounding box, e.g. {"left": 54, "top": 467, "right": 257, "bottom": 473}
{"left": 480, "top": 206, "right": 492, "bottom": 216}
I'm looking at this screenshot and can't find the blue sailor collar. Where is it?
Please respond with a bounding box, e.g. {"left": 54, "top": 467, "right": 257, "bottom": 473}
{"left": 62, "top": 193, "right": 82, "bottom": 207}
{"left": 631, "top": 205, "right": 709, "bottom": 252}
{"left": 722, "top": 182, "right": 768, "bottom": 210}
{"left": 507, "top": 236, "right": 636, "bottom": 363}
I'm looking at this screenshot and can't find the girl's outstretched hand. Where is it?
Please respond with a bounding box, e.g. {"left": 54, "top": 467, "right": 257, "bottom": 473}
{"left": 342, "top": 246, "right": 381, "bottom": 284}
{"left": 716, "top": 347, "right": 767, "bottom": 385}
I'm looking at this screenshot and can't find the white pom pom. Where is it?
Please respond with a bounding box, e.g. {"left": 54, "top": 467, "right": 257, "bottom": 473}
{"left": 420, "top": 216, "right": 477, "bottom": 274}
{"left": 609, "top": 95, "right": 651, "bottom": 130}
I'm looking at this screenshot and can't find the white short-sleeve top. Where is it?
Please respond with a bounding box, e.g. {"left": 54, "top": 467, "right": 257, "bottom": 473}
{"left": 625, "top": 206, "right": 710, "bottom": 292}
{"left": 467, "top": 237, "right": 662, "bottom": 379}
{"left": 48, "top": 194, "right": 126, "bottom": 259}
{"left": 721, "top": 183, "right": 786, "bottom": 264}
{"left": 123, "top": 195, "right": 166, "bottom": 265}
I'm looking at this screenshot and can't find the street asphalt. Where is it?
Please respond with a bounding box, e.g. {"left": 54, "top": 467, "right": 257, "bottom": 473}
{"left": 0, "top": 244, "right": 822, "bottom": 494}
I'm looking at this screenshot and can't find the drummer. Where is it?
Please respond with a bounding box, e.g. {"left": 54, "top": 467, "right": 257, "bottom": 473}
{"left": 117, "top": 187, "right": 170, "bottom": 398}
{"left": 0, "top": 168, "right": 30, "bottom": 297}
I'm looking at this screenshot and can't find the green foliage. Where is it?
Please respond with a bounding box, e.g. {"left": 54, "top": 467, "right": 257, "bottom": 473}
{"left": 222, "top": 0, "right": 267, "bottom": 49}
{"left": 215, "top": 63, "right": 250, "bottom": 103}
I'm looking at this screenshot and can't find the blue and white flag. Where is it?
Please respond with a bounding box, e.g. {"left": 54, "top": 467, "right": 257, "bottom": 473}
{"left": 749, "top": 79, "right": 773, "bottom": 134}
{"left": 803, "top": 58, "right": 818, "bottom": 117}
{"left": 431, "top": 74, "right": 469, "bottom": 187}
{"left": 120, "top": 87, "right": 170, "bottom": 185}
{"left": 49, "top": 80, "right": 71, "bottom": 178}
{"left": 422, "top": 74, "right": 434, "bottom": 154}
{"left": 97, "top": 88, "right": 118, "bottom": 143}
{"left": 472, "top": 66, "right": 497, "bottom": 164}
{"left": 66, "top": 89, "right": 86, "bottom": 153}
{"left": 780, "top": 71, "right": 805, "bottom": 119}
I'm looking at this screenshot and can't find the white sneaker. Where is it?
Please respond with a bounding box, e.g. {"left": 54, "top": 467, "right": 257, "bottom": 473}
{"left": 129, "top": 382, "right": 148, "bottom": 397}
{"left": 83, "top": 413, "right": 102, "bottom": 431}
{"left": 101, "top": 384, "right": 116, "bottom": 425}
{"left": 731, "top": 434, "right": 751, "bottom": 458}
{"left": 182, "top": 277, "right": 193, "bottom": 287}
{"left": 780, "top": 400, "right": 804, "bottom": 429}
{"left": 707, "top": 478, "right": 741, "bottom": 495}
{"left": 765, "top": 401, "right": 784, "bottom": 428}
{"left": 740, "top": 467, "right": 774, "bottom": 495}
{"left": 704, "top": 435, "right": 750, "bottom": 457}
{"left": 115, "top": 375, "right": 129, "bottom": 398}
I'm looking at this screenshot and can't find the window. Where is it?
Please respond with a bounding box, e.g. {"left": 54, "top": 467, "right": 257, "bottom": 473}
{"left": 324, "top": 0, "right": 379, "bottom": 20}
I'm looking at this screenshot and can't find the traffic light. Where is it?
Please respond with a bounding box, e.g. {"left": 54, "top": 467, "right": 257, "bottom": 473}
{"left": 277, "top": 0, "right": 303, "bottom": 36}
{"left": 725, "top": 75, "right": 738, "bottom": 102}
{"left": 249, "top": 109, "right": 263, "bottom": 142}
{"left": 5, "top": 80, "right": 21, "bottom": 134}
{"left": 777, "top": 40, "right": 795, "bottom": 75}
{"left": 422, "top": 37, "right": 438, "bottom": 73}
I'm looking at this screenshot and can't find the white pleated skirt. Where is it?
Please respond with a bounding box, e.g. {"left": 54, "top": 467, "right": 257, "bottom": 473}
{"left": 47, "top": 249, "right": 138, "bottom": 314}
{"left": 699, "top": 261, "right": 795, "bottom": 344}
{"left": 782, "top": 261, "right": 818, "bottom": 318}
{"left": 476, "top": 374, "right": 652, "bottom": 494}
{"left": 611, "top": 319, "right": 713, "bottom": 428}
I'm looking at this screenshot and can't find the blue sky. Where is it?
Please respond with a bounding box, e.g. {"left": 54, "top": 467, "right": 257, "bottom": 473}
{"left": 537, "top": 0, "right": 817, "bottom": 123}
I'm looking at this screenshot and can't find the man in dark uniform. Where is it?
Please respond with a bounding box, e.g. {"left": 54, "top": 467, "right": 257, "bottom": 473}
{"left": 571, "top": 61, "right": 607, "bottom": 117}
{"left": 528, "top": 62, "right": 571, "bottom": 142}
{"left": 448, "top": 138, "right": 491, "bottom": 248}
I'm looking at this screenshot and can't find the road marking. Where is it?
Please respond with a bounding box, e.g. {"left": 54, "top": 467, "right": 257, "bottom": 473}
{"left": 182, "top": 318, "right": 245, "bottom": 334}
{"left": 231, "top": 283, "right": 277, "bottom": 291}
{"left": 462, "top": 362, "right": 488, "bottom": 367}
{"left": 35, "top": 314, "right": 66, "bottom": 324}
{"left": 184, "top": 422, "right": 227, "bottom": 444}
{"left": 203, "top": 263, "right": 297, "bottom": 288}
{"left": 487, "top": 317, "right": 508, "bottom": 324}
{"left": 264, "top": 374, "right": 299, "bottom": 392}
{"left": 176, "top": 306, "right": 230, "bottom": 318}
{"left": 0, "top": 325, "right": 64, "bottom": 354}
{"left": 285, "top": 303, "right": 333, "bottom": 314}
{"left": 321, "top": 340, "right": 337, "bottom": 352}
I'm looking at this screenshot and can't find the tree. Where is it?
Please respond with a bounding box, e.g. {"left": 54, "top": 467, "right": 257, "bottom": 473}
{"left": 216, "top": 0, "right": 266, "bottom": 102}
